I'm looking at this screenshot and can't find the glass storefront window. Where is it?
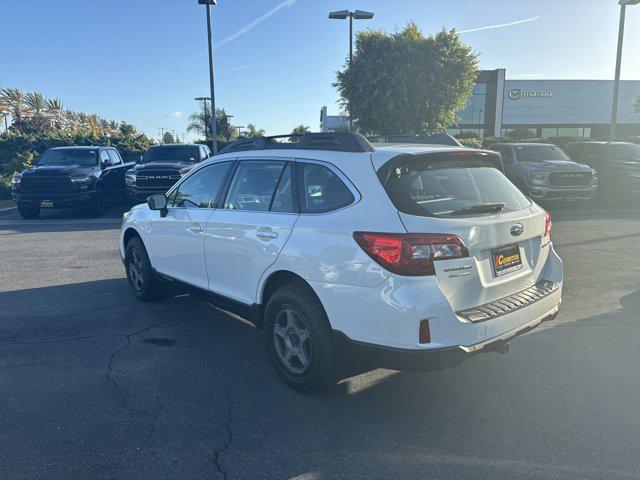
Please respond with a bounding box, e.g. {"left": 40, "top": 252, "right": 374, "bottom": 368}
{"left": 456, "top": 82, "right": 488, "bottom": 125}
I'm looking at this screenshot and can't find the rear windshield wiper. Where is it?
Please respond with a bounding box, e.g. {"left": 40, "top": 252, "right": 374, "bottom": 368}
{"left": 449, "top": 203, "right": 505, "bottom": 216}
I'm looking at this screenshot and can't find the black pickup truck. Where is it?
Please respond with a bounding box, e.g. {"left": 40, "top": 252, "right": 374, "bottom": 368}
{"left": 564, "top": 141, "right": 640, "bottom": 205}
{"left": 125, "top": 144, "right": 211, "bottom": 204}
{"left": 11, "top": 146, "right": 133, "bottom": 218}
{"left": 489, "top": 143, "right": 598, "bottom": 201}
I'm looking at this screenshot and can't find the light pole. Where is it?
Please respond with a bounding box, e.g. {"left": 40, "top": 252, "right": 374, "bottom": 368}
{"left": 329, "top": 9, "right": 374, "bottom": 130}
{"left": 198, "top": 0, "right": 218, "bottom": 153}
{"left": 195, "top": 96, "right": 212, "bottom": 141}
{"left": 610, "top": 0, "right": 640, "bottom": 138}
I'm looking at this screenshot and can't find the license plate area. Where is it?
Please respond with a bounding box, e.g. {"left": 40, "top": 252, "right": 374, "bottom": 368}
{"left": 492, "top": 245, "right": 523, "bottom": 277}
{"left": 40, "top": 200, "right": 54, "bottom": 208}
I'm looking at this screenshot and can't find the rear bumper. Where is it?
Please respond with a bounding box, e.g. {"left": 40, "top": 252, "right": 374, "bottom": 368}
{"left": 527, "top": 184, "right": 598, "bottom": 200}
{"left": 310, "top": 244, "right": 563, "bottom": 352}
{"left": 334, "top": 305, "right": 558, "bottom": 371}
{"left": 12, "top": 190, "right": 97, "bottom": 208}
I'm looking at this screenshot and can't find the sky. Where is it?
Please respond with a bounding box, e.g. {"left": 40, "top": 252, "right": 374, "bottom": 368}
{"left": 1, "top": 0, "right": 640, "bottom": 141}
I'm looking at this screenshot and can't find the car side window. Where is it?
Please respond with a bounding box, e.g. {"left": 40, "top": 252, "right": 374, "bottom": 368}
{"left": 107, "top": 150, "right": 122, "bottom": 165}
{"left": 224, "top": 161, "right": 285, "bottom": 211}
{"left": 171, "top": 161, "right": 232, "bottom": 209}
{"left": 99, "top": 150, "right": 112, "bottom": 166}
{"left": 270, "top": 163, "right": 296, "bottom": 213}
{"left": 499, "top": 147, "right": 514, "bottom": 163}
{"left": 299, "top": 163, "right": 355, "bottom": 213}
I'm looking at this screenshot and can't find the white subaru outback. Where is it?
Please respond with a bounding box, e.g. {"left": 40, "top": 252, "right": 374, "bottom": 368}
{"left": 120, "top": 132, "right": 562, "bottom": 392}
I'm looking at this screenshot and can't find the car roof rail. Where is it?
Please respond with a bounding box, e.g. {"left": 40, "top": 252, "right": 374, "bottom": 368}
{"left": 218, "top": 132, "right": 374, "bottom": 154}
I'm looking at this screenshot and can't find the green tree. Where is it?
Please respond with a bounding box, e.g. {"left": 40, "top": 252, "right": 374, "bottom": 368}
{"left": 334, "top": 23, "right": 478, "bottom": 135}
{"left": 187, "top": 106, "right": 237, "bottom": 142}
{"left": 162, "top": 131, "right": 175, "bottom": 144}
{"left": 0, "top": 88, "right": 26, "bottom": 131}
{"left": 291, "top": 124, "right": 310, "bottom": 135}
{"left": 244, "top": 123, "right": 265, "bottom": 138}
{"left": 635, "top": 90, "right": 640, "bottom": 114}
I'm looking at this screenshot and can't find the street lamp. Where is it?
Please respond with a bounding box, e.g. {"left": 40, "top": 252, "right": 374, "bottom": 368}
{"left": 198, "top": 0, "right": 218, "bottom": 153}
{"left": 195, "top": 96, "right": 212, "bottom": 140}
{"left": 329, "top": 9, "right": 374, "bottom": 129}
{"left": 610, "top": 0, "right": 640, "bottom": 138}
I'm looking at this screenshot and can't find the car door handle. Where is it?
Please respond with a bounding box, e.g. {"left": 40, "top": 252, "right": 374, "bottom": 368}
{"left": 188, "top": 225, "right": 205, "bottom": 233}
{"left": 256, "top": 228, "right": 278, "bottom": 240}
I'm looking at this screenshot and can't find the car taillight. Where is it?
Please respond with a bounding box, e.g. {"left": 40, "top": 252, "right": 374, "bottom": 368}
{"left": 544, "top": 212, "right": 552, "bottom": 238}
{"left": 353, "top": 232, "right": 469, "bottom": 276}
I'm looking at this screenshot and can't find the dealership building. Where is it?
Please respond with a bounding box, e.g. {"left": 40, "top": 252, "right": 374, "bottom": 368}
{"left": 320, "top": 68, "right": 640, "bottom": 138}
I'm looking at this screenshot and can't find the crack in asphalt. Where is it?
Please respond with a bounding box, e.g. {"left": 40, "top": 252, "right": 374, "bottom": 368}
{"left": 213, "top": 358, "right": 250, "bottom": 480}
{"left": 105, "top": 319, "right": 176, "bottom": 412}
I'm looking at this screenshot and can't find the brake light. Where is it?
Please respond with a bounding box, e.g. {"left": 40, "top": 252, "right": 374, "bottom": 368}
{"left": 353, "top": 232, "right": 469, "bottom": 276}
{"left": 544, "top": 212, "right": 552, "bottom": 238}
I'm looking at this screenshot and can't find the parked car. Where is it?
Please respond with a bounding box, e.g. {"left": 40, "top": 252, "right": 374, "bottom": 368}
{"left": 120, "top": 132, "right": 563, "bottom": 393}
{"left": 564, "top": 141, "right": 640, "bottom": 205}
{"left": 489, "top": 142, "right": 598, "bottom": 201}
{"left": 11, "top": 146, "right": 132, "bottom": 218}
{"left": 125, "top": 144, "right": 211, "bottom": 205}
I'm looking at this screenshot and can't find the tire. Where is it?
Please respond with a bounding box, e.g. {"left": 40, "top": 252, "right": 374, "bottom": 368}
{"left": 264, "top": 283, "right": 334, "bottom": 393}
{"left": 89, "top": 188, "right": 107, "bottom": 217}
{"left": 17, "top": 202, "right": 40, "bottom": 219}
{"left": 124, "top": 237, "right": 165, "bottom": 301}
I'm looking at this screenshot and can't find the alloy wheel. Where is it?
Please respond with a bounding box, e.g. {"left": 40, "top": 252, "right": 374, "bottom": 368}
{"left": 128, "top": 250, "right": 144, "bottom": 292}
{"left": 273, "top": 307, "right": 313, "bottom": 375}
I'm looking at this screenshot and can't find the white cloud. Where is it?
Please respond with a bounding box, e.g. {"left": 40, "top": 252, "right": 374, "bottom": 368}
{"left": 181, "top": 0, "right": 296, "bottom": 64}
{"left": 459, "top": 16, "right": 540, "bottom": 34}
{"left": 167, "top": 111, "right": 183, "bottom": 118}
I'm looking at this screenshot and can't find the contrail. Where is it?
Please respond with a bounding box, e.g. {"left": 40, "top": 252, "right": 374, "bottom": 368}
{"left": 180, "top": 0, "right": 297, "bottom": 64}
{"left": 216, "top": 0, "right": 296, "bottom": 47}
{"left": 459, "top": 16, "right": 540, "bottom": 34}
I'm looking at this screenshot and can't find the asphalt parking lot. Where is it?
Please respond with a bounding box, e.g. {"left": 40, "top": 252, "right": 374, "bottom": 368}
{"left": 0, "top": 203, "right": 639, "bottom": 480}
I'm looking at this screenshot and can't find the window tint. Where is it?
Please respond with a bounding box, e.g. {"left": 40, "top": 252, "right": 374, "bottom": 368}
{"left": 514, "top": 145, "right": 570, "bottom": 162}
{"left": 300, "top": 163, "right": 354, "bottom": 213}
{"left": 498, "top": 147, "right": 514, "bottom": 163}
{"left": 224, "top": 161, "right": 285, "bottom": 211}
{"left": 171, "top": 162, "right": 232, "bottom": 208}
{"left": 99, "top": 150, "right": 111, "bottom": 165}
{"left": 107, "top": 150, "right": 121, "bottom": 165}
{"left": 271, "top": 163, "right": 295, "bottom": 213}
{"left": 380, "top": 153, "right": 530, "bottom": 218}
{"left": 37, "top": 149, "right": 97, "bottom": 166}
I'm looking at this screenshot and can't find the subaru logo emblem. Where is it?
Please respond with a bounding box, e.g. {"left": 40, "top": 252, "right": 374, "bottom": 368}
{"left": 510, "top": 224, "right": 524, "bottom": 237}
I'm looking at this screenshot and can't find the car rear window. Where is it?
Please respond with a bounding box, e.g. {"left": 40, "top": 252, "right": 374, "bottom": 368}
{"left": 379, "top": 152, "right": 530, "bottom": 218}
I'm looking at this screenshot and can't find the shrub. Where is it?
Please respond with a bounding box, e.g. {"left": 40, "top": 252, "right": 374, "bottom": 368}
{"left": 0, "top": 174, "right": 12, "bottom": 200}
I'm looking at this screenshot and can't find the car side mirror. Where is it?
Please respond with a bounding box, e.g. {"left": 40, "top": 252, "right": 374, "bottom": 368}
{"left": 100, "top": 159, "right": 109, "bottom": 169}
{"left": 137, "top": 155, "right": 143, "bottom": 164}
{"left": 147, "top": 193, "right": 167, "bottom": 214}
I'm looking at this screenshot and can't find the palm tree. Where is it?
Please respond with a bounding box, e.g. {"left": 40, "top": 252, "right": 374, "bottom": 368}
{"left": 0, "top": 88, "right": 26, "bottom": 131}
{"left": 45, "top": 99, "right": 64, "bottom": 130}
{"left": 187, "top": 103, "right": 211, "bottom": 139}
{"left": 245, "top": 123, "right": 265, "bottom": 138}
{"left": 291, "top": 124, "right": 311, "bottom": 135}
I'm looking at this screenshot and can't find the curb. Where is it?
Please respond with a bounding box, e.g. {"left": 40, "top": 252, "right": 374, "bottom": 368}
{"left": 0, "top": 206, "right": 17, "bottom": 216}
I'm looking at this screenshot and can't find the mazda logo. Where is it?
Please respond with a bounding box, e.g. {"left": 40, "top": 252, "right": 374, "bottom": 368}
{"left": 508, "top": 89, "right": 522, "bottom": 100}
{"left": 510, "top": 224, "right": 524, "bottom": 237}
